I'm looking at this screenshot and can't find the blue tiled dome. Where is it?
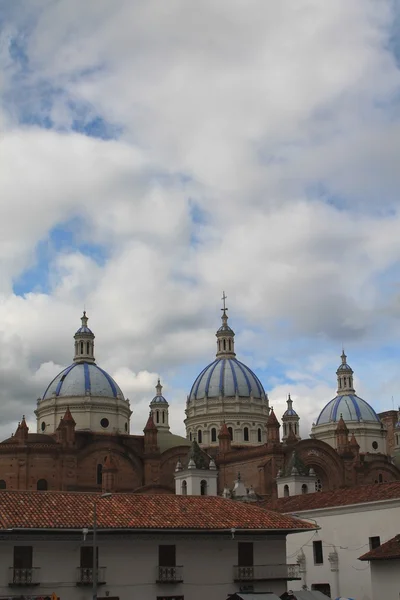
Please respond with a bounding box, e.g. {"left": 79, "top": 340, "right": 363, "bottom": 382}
{"left": 283, "top": 408, "right": 298, "bottom": 417}
{"left": 189, "top": 358, "right": 265, "bottom": 401}
{"left": 316, "top": 394, "right": 380, "bottom": 425}
{"left": 151, "top": 394, "right": 168, "bottom": 404}
{"left": 43, "top": 362, "right": 124, "bottom": 400}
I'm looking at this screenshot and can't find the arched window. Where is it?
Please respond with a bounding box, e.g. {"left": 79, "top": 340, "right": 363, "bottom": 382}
{"left": 0, "top": 480, "right": 6, "bottom": 489}
{"left": 198, "top": 430, "right": 202, "bottom": 444}
{"left": 162, "top": 411, "right": 165, "bottom": 424}
{"left": 378, "top": 473, "right": 383, "bottom": 483}
{"left": 189, "top": 432, "right": 192, "bottom": 441}
{"left": 181, "top": 480, "right": 187, "bottom": 495}
{"left": 244, "top": 427, "right": 249, "bottom": 442}
{"left": 344, "top": 377, "right": 347, "bottom": 387}
{"left": 257, "top": 428, "right": 262, "bottom": 443}
{"left": 200, "top": 480, "right": 207, "bottom": 496}
{"left": 228, "top": 427, "right": 233, "bottom": 440}
{"left": 37, "top": 479, "right": 48, "bottom": 491}
{"left": 80, "top": 341, "right": 84, "bottom": 354}
{"left": 156, "top": 410, "right": 159, "bottom": 423}
{"left": 301, "top": 484, "right": 308, "bottom": 495}
{"left": 283, "top": 424, "right": 287, "bottom": 436}
{"left": 223, "top": 339, "right": 226, "bottom": 350}
{"left": 284, "top": 485, "right": 289, "bottom": 497}
{"left": 86, "top": 341, "right": 90, "bottom": 354}
{"left": 228, "top": 339, "right": 231, "bottom": 350}
{"left": 211, "top": 428, "right": 217, "bottom": 443}
{"left": 289, "top": 423, "right": 292, "bottom": 432}
{"left": 97, "top": 464, "right": 103, "bottom": 485}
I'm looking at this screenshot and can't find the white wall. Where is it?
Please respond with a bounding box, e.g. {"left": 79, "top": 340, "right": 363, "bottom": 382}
{"left": 0, "top": 533, "right": 295, "bottom": 600}
{"left": 369, "top": 560, "right": 400, "bottom": 600}
{"left": 285, "top": 499, "right": 400, "bottom": 600}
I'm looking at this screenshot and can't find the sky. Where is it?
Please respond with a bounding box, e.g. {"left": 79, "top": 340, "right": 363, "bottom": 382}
{"left": 1, "top": 0, "right": 400, "bottom": 441}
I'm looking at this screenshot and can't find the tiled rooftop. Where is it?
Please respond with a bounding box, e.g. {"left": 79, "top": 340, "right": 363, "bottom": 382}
{"left": 0, "top": 491, "right": 316, "bottom": 532}
{"left": 359, "top": 534, "right": 400, "bottom": 561}
{"left": 264, "top": 482, "right": 400, "bottom": 513}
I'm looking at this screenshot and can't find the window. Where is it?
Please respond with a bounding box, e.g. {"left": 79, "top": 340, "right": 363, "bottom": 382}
{"left": 372, "top": 441, "right": 378, "bottom": 450}
{"left": 0, "top": 479, "right": 6, "bottom": 489}
{"left": 283, "top": 424, "right": 287, "bottom": 436}
{"left": 369, "top": 536, "right": 380, "bottom": 550}
{"left": 313, "top": 540, "right": 323, "bottom": 564}
{"left": 37, "top": 479, "right": 47, "bottom": 491}
{"left": 378, "top": 473, "right": 383, "bottom": 483}
{"left": 211, "top": 428, "right": 217, "bottom": 442}
{"left": 197, "top": 430, "right": 202, "bottom": 444}
{"left": 86, "top": 342, "right": 90, "bottom": 354}
{"left": 156, "top": 410, "right": 160, "bottom": 424}
{"left": 181, "top": 480, "right": 187, "bottom": 495}
{"left": 80, "top": 341, "right": 84, "bottom": 354}
{"left": 238, "top": 542, "right": 253, "bottom": 566}
{"left": 162, "top": 412, "right": 165, "bottom": 424}
{"left": 159, "top": 545, "right": 176, "bottom": 567}
{"left": 312, "top": 584, "right": 330, "bottom": 596}
{"left": 41, "top": 421, "right": 46, "bottom": 432}
{"left": 97, "top": 464, "right": 103, "bottom": 485}
{"left": 257, "top": 428, "right": 262, "bottom": 443}
{"left": 301, "top": 484, "right": 308, "bottom": 494}
{"left": 100, "top": 418, "right": 109, "bottom": 429}
{"left": 223, "top": 339, "right": 226, "bottom": 350}
{"left": 14, "top": 546, "right": 32, "bottom": 569}
{"left": 315, "top": 478, "right": 323, "bottom": 492}
{"left": 189, "top": 432, "right": 192, "bottom": 441}
{"left": 228, "top": 427, "right": 233, "bottom": 440}
{"left": 243, "top": 427, "right": 249, "bottom": 442}
{"left": 80, "top": 546, "right": 98, "bottom": 569}
{"left": 229, "top": 339, "right": 231, "bottom": 350}
{"left": 200, "top": 480, "right": 207, "bottom": 496}
{"left": 284, "top": 485, "right": 289, "bottom": 497}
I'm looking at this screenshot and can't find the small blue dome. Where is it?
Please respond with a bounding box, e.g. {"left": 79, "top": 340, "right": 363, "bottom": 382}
{"left": 283, "top": 408, "right": 298, "bottom": 417}
{"left": 151, "top": 394, "right": 168, "bottom": 404}
{"left": 316, "top": 394, "right": 380, "bottom": 425}
{"left": 75, "top": 325, "right": 93, "bottom": 334}
{"left": 189, "top": 358, "right": 265, "bottom": 401}
{"left": 43, "top": 362, "right": 124, "bottom": 400}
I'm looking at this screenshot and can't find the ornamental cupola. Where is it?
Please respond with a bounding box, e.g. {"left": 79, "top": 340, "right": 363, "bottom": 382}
{"left": 216, "top": 292, "right": 236, "bottom": 359}
{"left": 282, "top": 394, "right": 300, "bottom": 442}
{"left": 150, "top": 379, "right": 170, "bottom": 431}
{"left": 336, "top": 350, "right": 355, "bottom": 395}
{"left": 73, "top": 311, "right": 95, "bottom": 363}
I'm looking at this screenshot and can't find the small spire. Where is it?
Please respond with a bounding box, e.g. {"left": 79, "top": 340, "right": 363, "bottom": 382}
{"left": 349, "top": 432, "right": 359, "bottom": 448}
{"left": 216, "top": 292, "right": 236, "bottom": 358}
{"left": 218, "top": 422, "right": 230, "bottom": 438}
{"left": 144, "top": 411, "right": 157, "bottom": 432}
{"left": 20, "top": 415, "right": 28, "bottom": 430}
{"left": 336, "top": 413, "right": 349, "bottom": 433}
{"left": 267, "top": 408, "right": 280, "bottom": 427}
{"left": 341, "top": 349, "right": 347, "bottom": 364}
{"left": 287, "top": 393, "right": 293, "bottom": 408}
{"left": 62, "top": 406, "right": 76, "bottom": 425}
{"left": 81, "top": 310, "right": 88, "bottom": 328}
{"left": 221, "top": 291, "right": 227, "bottom": 313}
{"left": 156, "top": 378, "right": 163, "bottom": 396}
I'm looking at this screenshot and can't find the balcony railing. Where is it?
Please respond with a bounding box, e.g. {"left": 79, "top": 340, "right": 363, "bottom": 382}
{"left": 76, "top": 567, "right": 107, "bottom": 585}
{"left": 9, "top": 568, "right": 40, "bottom": 586}
{"left": 233, "top": 564, "right": 300, "bottom": 581}
{"left": 156, "top": 565, "right": 184, "bottom": 583}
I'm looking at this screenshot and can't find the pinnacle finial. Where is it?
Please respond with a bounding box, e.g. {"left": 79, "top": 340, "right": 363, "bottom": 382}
{"left": 156, "top": 378, "right": 163, "bottom": 395}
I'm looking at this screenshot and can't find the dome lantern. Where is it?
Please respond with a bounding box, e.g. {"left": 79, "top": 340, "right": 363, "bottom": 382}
{"left": 73, "top": 311, "right": 95, "bottom": 364}
{"left": 336, "top": 350, "right": 355, "bottom": 395}
{"left": 150, "top": 379, "right": 170, "bottom": 431}
{"left": 216, "top": 292, "right": 236, "bottom": 359}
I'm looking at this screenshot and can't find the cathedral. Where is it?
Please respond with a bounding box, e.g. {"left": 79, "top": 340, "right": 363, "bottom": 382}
{"left": 0, "top": 301, "right": 399, "bottom": 498}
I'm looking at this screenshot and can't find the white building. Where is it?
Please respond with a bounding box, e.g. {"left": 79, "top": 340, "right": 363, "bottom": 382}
{"left": 267, "top": 481, "right": 400, "bottom": 600}
{"left": 0, "top": 490, "right": 315, "bottom": 600}
{"left": 359, "top": 532, "right": 400, "bottom": 600}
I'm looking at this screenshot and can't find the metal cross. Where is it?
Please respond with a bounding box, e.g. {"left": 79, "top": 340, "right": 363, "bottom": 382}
{"left": 221, "top": 291, "right": 227, "bottom": 312}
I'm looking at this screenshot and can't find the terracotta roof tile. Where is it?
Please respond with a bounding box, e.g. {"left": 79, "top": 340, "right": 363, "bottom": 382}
{"left": 359, "top": 534, "right": 400, "bottom": 561}
{"left": 0, "top": 491, "right": 316, "bottom": 532}
{"left": 267, "top": 409, "right": 280, "bottom": 427}
{"left": 143, "top": 413, "right": 157, "bottom": 432}
{"left": 264, "top": 482, "right": 400, "bottom": 513}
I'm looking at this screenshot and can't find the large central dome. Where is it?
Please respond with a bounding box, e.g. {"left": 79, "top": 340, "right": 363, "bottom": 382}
{"left": 189, "top": 358, "right": 265, "bottom": 401}
{"left": 185, "top": 296, "right": 269, "bottom": 447}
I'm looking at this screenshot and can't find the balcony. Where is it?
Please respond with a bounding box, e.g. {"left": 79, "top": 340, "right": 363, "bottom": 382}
{"left": 233, "top": 564, "right": 300, "bottom": 582}
{"left": 76, "top": 567, "right": 107, "bottom": 586}
{"left": 156, "top": 565, "right": 184, "bottom": 583}
{"left": 9, "top": 567, "right": 40, "bottom": 586}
